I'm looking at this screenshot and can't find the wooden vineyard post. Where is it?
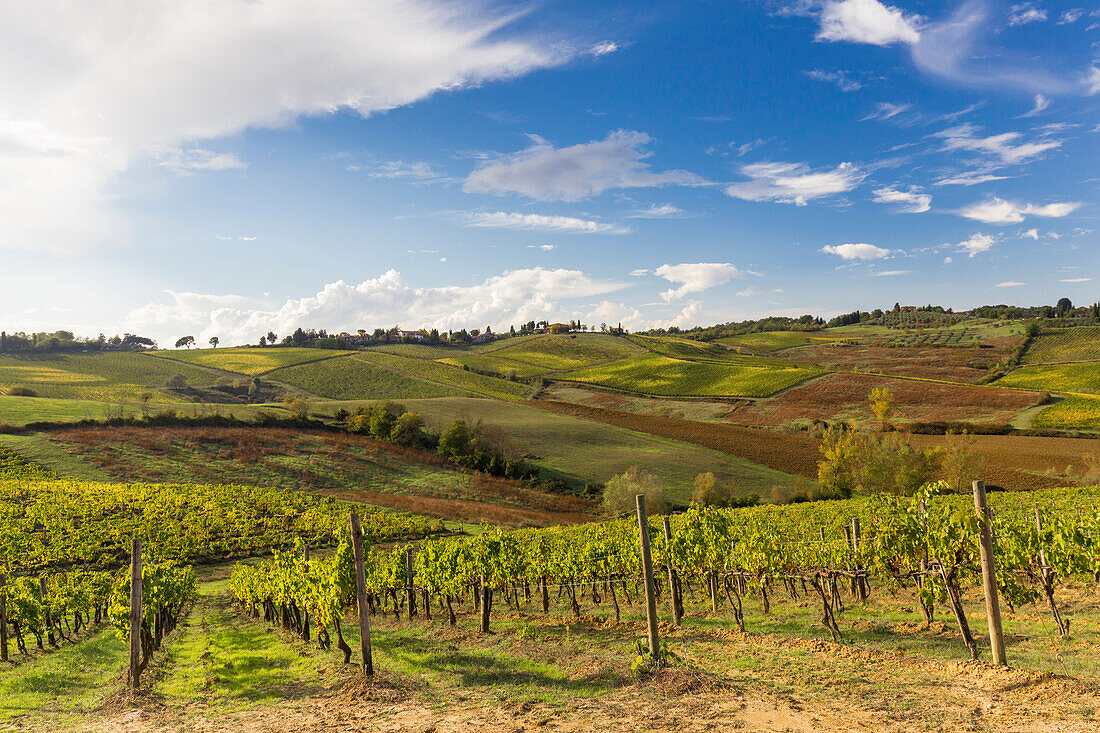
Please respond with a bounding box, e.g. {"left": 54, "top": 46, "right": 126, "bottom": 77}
{"left": 662, "top": 516, "right": 681, "bottom": 626}
{"left": 972, "top": 481, "right": 1007, "bottom": 667}
{"left": 480, "top": 575, "right": 491, "bottom": 633}
{"left": 128, "top": 537, "right": 143, "bottom": 688}
{"left": 406, "top": 547, "right": 417, "bottom": 619}
{"left": 349, "top": 513, "right": 374, "bottom": 676}
{"left": 636, "top": 495, "right": 661, "bottom": 663}
{"left": 1, "top": 573, "right": 7, "bottom": 662}
{"left": 1034, "top": 508, "right": 1049, "bottom": 571}
{"left": 851, "top": 517, "right": 867, "bottom": 600}
{"left": 302, "top": 544, "right": 310, "bottom": 642}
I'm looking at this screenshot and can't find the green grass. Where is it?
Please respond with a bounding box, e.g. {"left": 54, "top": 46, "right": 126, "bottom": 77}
{"left": 0, "top": 434, "right": 113, "bottom": 481}
{"left": 485, "top": 333, "right": 643, "bottom": 371}
{"left": 0, "top": 626, "right": 127, "bottom": 724}
{"left": 560, "top": 353, "right": 823, "bottom": 397}
{"left": 1022, "top": 327, "right": 1100, "bottom": 365}
{"left": 0, "top": 394, "right": 291, "bottom": 428}
{"left": 267, "top": 354, "right": 469, "bottom": 400}
{"left": 1031, "top": 394, "right": 1100, "bottom": 431}
{"left": 313, "top": 397, "right": 800, "bottom": 500}
{"left": 998, "top": 362, "right": 1100, "bottom": 394}
{"left": 150, "top": 346, "right": 345, "bottom": 375}
{"left": 0, "top": 352, "right": 221, "bottom": 401}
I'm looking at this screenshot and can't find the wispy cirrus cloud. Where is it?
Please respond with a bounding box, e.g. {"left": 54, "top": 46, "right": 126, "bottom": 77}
{"left": 1007, "top": 3, "right": 1047, "bottom": 26}
{"left": 460, "top": 211, "right": 630, "bottom": 234}
{"left": 463, "top": 130, "right": 706, "bottom": 201}
{"left": 156, "top": 148, "right": 247, "bottom": 174}
{"left": 726, "top": 161, "right": 865, "bottom": 205}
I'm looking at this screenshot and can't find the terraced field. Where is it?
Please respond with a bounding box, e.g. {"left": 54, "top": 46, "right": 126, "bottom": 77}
{"left": 560, "top": 353, "right": 823, "bottom": 397}
{"left": 1032, "top": 394, "right": 1100, "bottom": 431}
{"left": 267, "top": 353, "right": 469, "bottom": 400}
{"left": 150, "top": 346, "right": 343, "bottom": 375}
{"left": 1022, "top": 327, "right": 1100, "bottom": 365}
{"left": 0, "top": 352, "right": 220, "bottom": 401}
{"left": 485, "top": 333, "right": 643, "bottom": 370}
{"left": 999, "top": 363, "right": 1100, "bottom": 395}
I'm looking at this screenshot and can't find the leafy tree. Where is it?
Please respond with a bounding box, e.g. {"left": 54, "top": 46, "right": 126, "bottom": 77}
{"left": 390, "top": 412, "right": 424, "bottom": 446}
{"left": 691, "top": 472, "right": 725, "bottom": 506}
{"left": 1056, "top": 297, "right": 1073, "bottom": 317}
{"left": 166, "top": 374, "right": 188, "bottom": 390}
{"left": 267, "top": 331, "right": 278, "bottom": 344}
{"left": 209, "top": 336, "right": 220, "bottom": 348}
{"left": 174, "top": 336, "right": 195, "bottom": 349}
{"left": 247, "top": 377, "right": 261, "bottom": 402}
{"left": 259, "top": 336, "right": 267, "bottom": 347}
{"left": 869, "top": 386, "right": 893, "bottom": 431}
{"left": 601, "top": 466, "right": 667, "bottom": 516}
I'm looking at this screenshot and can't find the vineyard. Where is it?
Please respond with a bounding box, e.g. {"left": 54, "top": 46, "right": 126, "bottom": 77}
{"left": 1032, "top": 394, "right": 1100, "bottom": 431}
{"left": 229, "top": 483, "right": 1100, "bottom": 676}
{"left": 267, "top": 352, "right": 469, "bottom": 400}
{"left": 149, "top": 346, "right": 345, "bottom": 375}
{"left": 998, "top": 362, "right": 1100, "bottom": 394}
{"left": 0, "top": 352, "right": 219, "bottom": 402}
{"left": 1021, "top": 327, "right": 1100, "bottom": 365}
{"left": 882, "top": 327, "right": 981, "bottom": 348}
{"left": 485, "top": 333, "right": 644, "bottom": 371}
{"left": 560, "top": 353, "right": 823, "bottom": 397}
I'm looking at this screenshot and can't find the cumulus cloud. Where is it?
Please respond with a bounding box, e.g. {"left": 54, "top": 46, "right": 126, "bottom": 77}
{"left": 654, "top": 262, "right": 750, "bottom": 302}
{"left": 0, "top": 0, "right": 569, "bottom": 251}
{"left": 461, "top": 211, "right": 629, "bottom": 234}
{"left": 463, "top": 130, "right": 705, "bottom": 201}
{"left": 124, "top": 267, "right": 625, "bottom": 347}
{"left": 956, "top": 233, "right": 997, "bottom": 257}
{"left": 821, "top": 243, "right": 891, "bottom": 260}
{"left": 725, "top": 161, "right": 865, "bottom": 205}
{"left": 872, "top": 185, "right": 931, "bottom": 213}
{"left": 959, "top": 198, "right": 1081, "bottom": 224}
{"left": 584, "top": 300, "right": 648, "bottom": 331}
{"left": 816, "top": 0, "right": 921, "bottom": 45}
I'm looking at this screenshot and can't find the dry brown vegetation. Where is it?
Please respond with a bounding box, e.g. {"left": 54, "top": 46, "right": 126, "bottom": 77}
{"left": 783, "top": 343, "right": 1015, "bottom": 383}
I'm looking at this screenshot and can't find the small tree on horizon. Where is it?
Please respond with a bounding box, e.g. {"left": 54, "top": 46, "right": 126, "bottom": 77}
{"left": 209, "top": 336, "right": 220, "bottom": 348}
{"left": 174, "top": 335, "right": 195, "bottom": 349}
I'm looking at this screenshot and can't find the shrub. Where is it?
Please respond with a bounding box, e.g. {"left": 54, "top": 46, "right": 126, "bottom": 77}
{"left": 6, "top": 386, "right": 37, "bottom": 397}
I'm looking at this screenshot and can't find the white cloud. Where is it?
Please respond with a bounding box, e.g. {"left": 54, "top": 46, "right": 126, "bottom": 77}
{"left": 1022, "top": 228, "right": 1039, "bottom": 240}
{"left": 816, "top": 0, "right": 921, "bottom": 46}
{"left": 1087, "top": 67, "right": 1100, "bottom": 96}
{"left": 527, "top": 244, "right": 556, "bottom": 251}
{"left": 934, "top": 172, "right": 1010, "bottom": 186}
{"left": 585, "top": 301, "right": 647, "bottom": 331}
{"left": 463, "top": 130, "right": 705, "bottom": 201}
{"left": 349, "top": 159, "right": 450, "bottom": 183}
{"left": 654, "top": 262, "right": 750, "bottom": 302}
{"left": 1060, "top": 277, "right": 1091, "bottom": 283}
{"left": 997, "top": 281, "right": 1026, "bottom": 287}
{"left": 652, "top": 302, "right": 704, "bottom": 330}
{"left": 956, "top": 233, "right": 997, "bottom": 257}
{"left": 872, "top": 185, "right": 931, "bottom": 213}
{"left": 124, "top": 267, "right": 625, "bottom": 347}
{"left": 943, "top": 256, "right": 953, "bottom": 263}
{"left": 726, "top": 161, "right": 865, "bottom": 205}
{"left": 861, "top": 102, "right": 913, "bottom": 121}
{"left": 869, "top": 270, "right": 911, "bottom": 277}
{"left": 804, "top": 69, "right": 864, "bottom": 92}
{"left": 625, "top": 204, "right": 686, "bottom": 218}
{"left": 156, "top": 148, "right": 247, "bottom": 174}
{"left": 461, "top": 211, "right": 629, "bottom": 234}
{"left": 1020, "top": 94, "right": 1050, "bottom": 117}
{"left": 588, "top": 41, "right": 621, "bottom": 56}
{"left": 736, "top": 286, "right": 784, "bottom": 297}
{"left": 1058, "top": 9, "right": 1083, "bottom": 24}
{"left": 821, "top": 243, "right": 891, "bottom": 260}
{"left": 0, "top": 0, "right": 569, "bottom": 251}
{"left": 628, "top": 268, "right": 650, "bottom": 277}
{"left": 959, "top": 198, "right": 1081, "bottom": 224}
{"left": 934, "top": 124, "right": 1061, "bottom": 165}
{"left": 1008, "top": 3, "right": 1047, "bottom": 25}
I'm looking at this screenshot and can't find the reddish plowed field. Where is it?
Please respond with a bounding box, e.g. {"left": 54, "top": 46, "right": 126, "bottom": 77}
{"left": 783, "top": 344, "right": 1012, "bottom": 383}
{"left": 727, "top": 373, "right": 1040, "bottom": 428}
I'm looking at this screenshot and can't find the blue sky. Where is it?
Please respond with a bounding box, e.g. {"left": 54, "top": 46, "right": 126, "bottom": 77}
{"left": 0, "top": 0, "right": 1096, "bottom": 345}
